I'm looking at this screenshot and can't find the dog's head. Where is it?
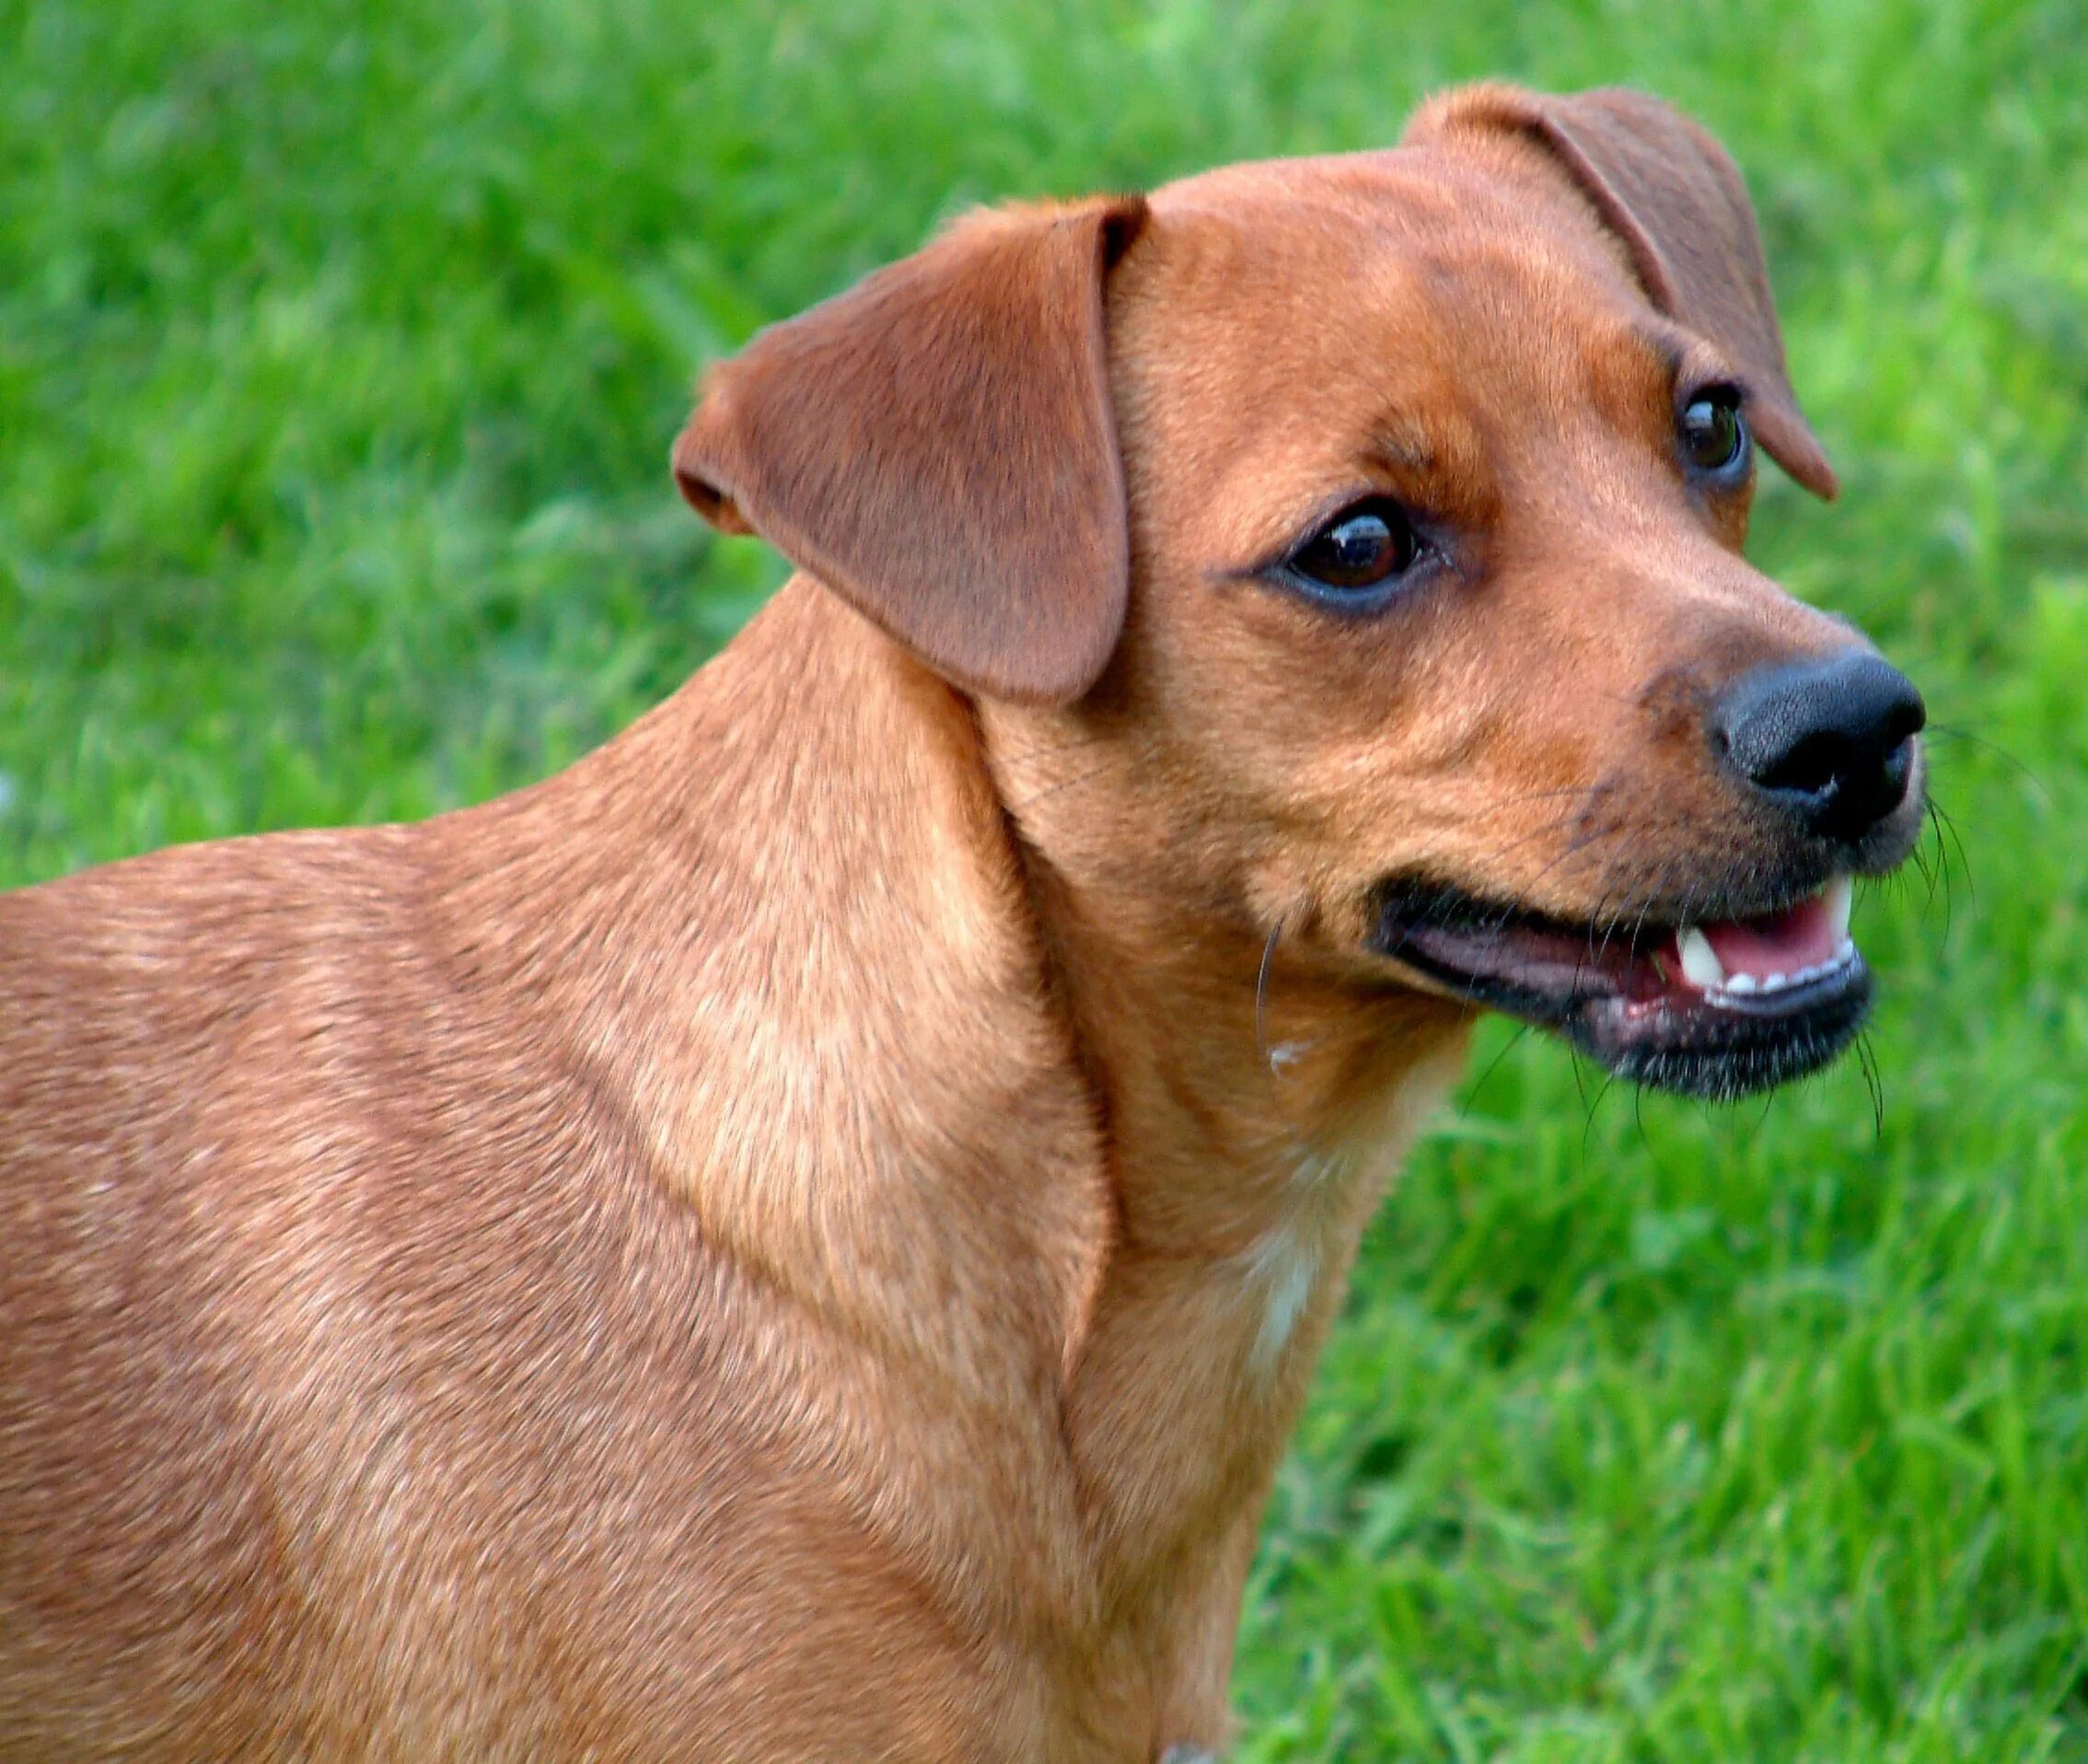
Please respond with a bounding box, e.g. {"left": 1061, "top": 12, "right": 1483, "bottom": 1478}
{"left": 674, "top": 84, "right": 1925, "bottom": 1101}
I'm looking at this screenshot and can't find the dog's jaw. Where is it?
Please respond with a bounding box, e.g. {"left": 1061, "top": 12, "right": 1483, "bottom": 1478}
{"left": 1371, "top": 869, "right": 1878, "bottom": 1101}
{"left": 1015, "top": 822, "right": 1469, "bottom": 1459}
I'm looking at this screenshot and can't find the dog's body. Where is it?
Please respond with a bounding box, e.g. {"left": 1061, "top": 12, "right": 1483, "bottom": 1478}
{"left": 0, "top": 87, "right": 1923, "bottom": 1759}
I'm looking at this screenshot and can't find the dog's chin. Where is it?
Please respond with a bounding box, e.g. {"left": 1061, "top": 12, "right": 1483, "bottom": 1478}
{"left": 1366, "top": 873, "right": 1870, "bottom": 1102}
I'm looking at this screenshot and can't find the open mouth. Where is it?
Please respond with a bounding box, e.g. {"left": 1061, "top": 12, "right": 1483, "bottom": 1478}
{"left": 1373, "top": 874, "right": 1868, "bottom": 1099}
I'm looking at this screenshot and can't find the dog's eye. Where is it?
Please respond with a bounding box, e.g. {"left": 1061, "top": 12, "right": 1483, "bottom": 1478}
{"left": 1679, "top": 389, "right": 1749, "bottom": 476}
{"left": 1287, "top": 500, "right": 1420, "bottom": 597}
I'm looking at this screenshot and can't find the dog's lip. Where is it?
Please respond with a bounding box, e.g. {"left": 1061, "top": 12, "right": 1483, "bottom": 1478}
{"left": 1370, "top": 874, "right": 1870, "bottom": 1097}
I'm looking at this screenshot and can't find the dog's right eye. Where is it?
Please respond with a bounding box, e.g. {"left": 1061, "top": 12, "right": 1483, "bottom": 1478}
{"left": 1678, "top": 387, "right": 1750, "bottom": 479}
{"left": 1285, "top": 500, "right": 1421, "bottom": 600}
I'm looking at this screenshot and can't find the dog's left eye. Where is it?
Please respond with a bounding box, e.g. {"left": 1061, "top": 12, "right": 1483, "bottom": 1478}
{"left": 1679, "top": 389, "right": 1749, "bottom": 476}
{"left": 1286, "top": 500, "right": 1421, "bottom": 598}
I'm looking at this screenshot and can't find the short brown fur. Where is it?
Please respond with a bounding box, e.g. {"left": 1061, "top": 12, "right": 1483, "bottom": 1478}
{"left": 2, "top": 87, "right": 1894, "bottom": 1760}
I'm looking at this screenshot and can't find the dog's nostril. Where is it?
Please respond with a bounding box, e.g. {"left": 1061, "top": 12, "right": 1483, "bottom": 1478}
{"left": 1753, "top": 727, "right": 1848, "bottom": 798}
{"left": 1712, "top": 651, "right": 1924, "bottom": 843}
{"left": 1882, "top": 698, "right": 1927, "bottom": 751}
{"left": 1880, "top": 736, "right": 1914, "bottom": 795}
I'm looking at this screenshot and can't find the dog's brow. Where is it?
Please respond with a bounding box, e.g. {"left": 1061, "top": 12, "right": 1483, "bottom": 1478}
{"left": 1638, "top": 326, "right": 1690, "bottom": 386}
{"left": 1638, "top": 324, "right": 1739, "bottom": 399}
{"left": 1363, "top": 419, "right": 1436, "bottom": 474}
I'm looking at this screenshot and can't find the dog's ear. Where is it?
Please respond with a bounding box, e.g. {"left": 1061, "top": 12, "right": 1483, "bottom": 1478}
{"left": 673, "top": 196, "right": 1150, "bottom": 704}
{"left": 1408, "top": 85, "right": 1836, "bottom": 500}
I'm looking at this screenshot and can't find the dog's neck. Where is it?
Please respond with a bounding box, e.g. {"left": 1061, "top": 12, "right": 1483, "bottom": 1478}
{"left": 1013, "top": 843, "right": 1468, "bottom": 1723}
{"left": 979, "top": 677, "right": 1472, "bottom": 1669}
{"left": 471, "top": 579, "right": 1467, "bottom": 1705}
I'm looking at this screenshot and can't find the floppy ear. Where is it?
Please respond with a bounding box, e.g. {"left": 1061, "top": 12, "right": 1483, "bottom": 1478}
{"left": 673, "top": 196, "right": 1150, "bottom": 704}
{"left": 1407, "top": 85, "right": 1837, "bottom": 500}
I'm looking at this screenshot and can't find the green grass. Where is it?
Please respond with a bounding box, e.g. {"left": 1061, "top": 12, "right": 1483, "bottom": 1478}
{"left": 5, "top": 0, "right": 2086, "bottom": 1756}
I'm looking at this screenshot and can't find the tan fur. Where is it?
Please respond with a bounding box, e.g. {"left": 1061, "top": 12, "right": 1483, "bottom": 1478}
{"left": 2, "top": 86, "right": 1871, "bottom": 1760}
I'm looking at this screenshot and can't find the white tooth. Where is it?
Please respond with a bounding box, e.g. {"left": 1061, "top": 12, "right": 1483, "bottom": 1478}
{"left": 1725, "top": 971, "right": 1760, "bottom": 995}
{"left": 1836, "top": 937, "right": 1857, "bottom": 965}
{"left": 1676, "top": 926, "right": 1726, "bottom": 991}
{"left": 1825, "top": 874, "right": 1854, "bottom": 944}
{"left": 1758, "top": 971, "right": 1791, "bottom": 993}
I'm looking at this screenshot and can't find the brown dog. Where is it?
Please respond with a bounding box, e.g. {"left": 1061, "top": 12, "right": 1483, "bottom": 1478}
{"left": 0, "top": 85, "right": 1923, "bottom": 1761}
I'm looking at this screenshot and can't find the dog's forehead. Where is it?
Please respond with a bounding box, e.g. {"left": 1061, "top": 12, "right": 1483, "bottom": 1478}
{"left": 1145, "top": 141, "right": 1628, "bottom": 290}
{"left": 1117, "top": 145, "right": 1673, "bottom": 484}
{"left": 1127, "top": 145, "right": 1664, "bottom": 400}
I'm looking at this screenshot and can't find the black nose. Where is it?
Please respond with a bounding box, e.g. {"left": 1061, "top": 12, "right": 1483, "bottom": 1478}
{"left": 1711, "top": 651, "right": 1925, "bottom": 843}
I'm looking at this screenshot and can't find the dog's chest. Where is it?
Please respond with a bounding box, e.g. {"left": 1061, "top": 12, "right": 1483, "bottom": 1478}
{"left": 1232, "top": 1046, "right": 1467, "bottom": 1381}
{"left": 1234, "top": 1143, "right": 1377, "bottom": 1375}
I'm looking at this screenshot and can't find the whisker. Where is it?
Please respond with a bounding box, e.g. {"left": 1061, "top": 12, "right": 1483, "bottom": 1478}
{"left": 1457, "top": 1022, "right": 1533, "bottom": 1115}
{"left": 1904, "top": 826, "right": 1937, "bottom": 905}
{"left": 1255, "top": 918, "right": 1283, "bottom": 1074}
{"left": 1471, "top": 817, "right": 1630, "bottom": 939}
{"left": 1388, "top": 804, "right": 1608, "bottom": 905}
{"left": 1587, "top": 868, "right": 1639, "bottom": 969}
{"left": 1921, "top": 798, "right": 1962, "bottom": 943}
{"left": 992, "top": 730, "right": 1116, "bottom": 772}
{"left": 1748, "top": 1079, "right": 1778, "bottom": 1140}
{"left": 1570, "top": 872, "right": 1631, "bottom": 1006}
{"left": 1581, "top": 1068, "right": 1618, "bottom": 1155}
{"left": 1377, "top": 811, "right": 1642, "bottom": 994}
{"left": 1855, "top": 1028, "right": 1885, "bottom": 1140}
{"left": 1004, "top": 760, "right": 1119, "bottom": 815}
{"left": 1928, "top": 796, "right": 1973, "bottom": 905}
{"left": 1627, "top": 886, "right": 1662, "bottom": 963}
{"left": 1922, "top": 723, "right": 2050, "bottom": 806}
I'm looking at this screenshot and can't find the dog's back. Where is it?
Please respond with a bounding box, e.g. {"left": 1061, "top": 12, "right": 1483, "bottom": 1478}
{"left": 0, "top": 676, "right": 1027, "bottom": 1759}
{"left": 0, "top": 830, "right": 439, "bottom": 1753}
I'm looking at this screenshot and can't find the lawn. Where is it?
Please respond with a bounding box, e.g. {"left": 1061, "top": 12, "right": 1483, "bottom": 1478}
{"left": 4, "top": 0, "right": 2086, "bottom": 1756}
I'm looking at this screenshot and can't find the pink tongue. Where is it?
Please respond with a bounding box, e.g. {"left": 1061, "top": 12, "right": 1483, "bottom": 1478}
{"left": 1701, "top": 894, "right": 1839, "bottom": 980}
